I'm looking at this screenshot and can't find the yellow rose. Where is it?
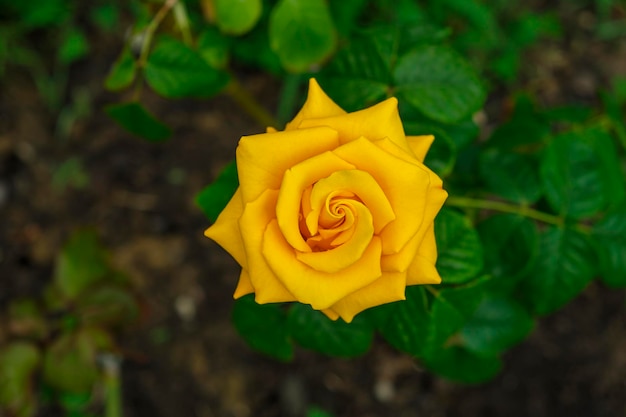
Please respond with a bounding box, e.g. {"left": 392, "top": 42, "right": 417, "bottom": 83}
{"left": 205, "top": 79, "right": 448, "bottom": 322}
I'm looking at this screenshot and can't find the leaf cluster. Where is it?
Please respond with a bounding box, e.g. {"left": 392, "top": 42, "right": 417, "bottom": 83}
{"left": 0, "top": 230, "right": 140, "bottom": 417}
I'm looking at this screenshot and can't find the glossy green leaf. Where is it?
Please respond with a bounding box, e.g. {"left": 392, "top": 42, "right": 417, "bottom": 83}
{"left": 394, "top": 45, "right": 485, "bottom": 123}
{"left": 145, "top": 37, "right": 229, "bottom": 98}
{"left": 540, "top": 127, "right": 624, "bottom": 219}
{"left": 376, "top": 286, "right": 431, "bottom": 356}
{"left": 196, "top": 161, "right": 238, "bottom": 223}
{"left": 0, "top": 342, "right": 41, "bottom": 417}
{"left": 232, "top": 295, "right": 293, "bottom": 361}
{"left": 421, "top": 346, "right": 502, "bottom": 384}
{"left": 104, "top": 47, "right": 137, "bottom": 91}
{"left": 479, "top": 149, "right": 542, "bottom": 204}
{"left": 460, "top": 296, "right": 534, "bottom": 356}
{"left": 519, "top": 227, "right": 596, "bottom": 315}
{"left": 478, "top": 215, "right": 538, "bottom": 294}
{"left": 593, "top": 204, "right": 626, "bottom": 287}
{"left": 287, "top": 304, "right": 373, "bottom": 357}
{"left": 426, "top": 276, "right": 490, "bottom": 351}
{"left": 105, "top": 102, "right": 171, "bottom": 142}
{"left": 55, "top": 230, "right": 111, "bottom": 300}
{"left": 213, "top": 0, "right": 261, "bottom": 35}
{"left": 319, "top": 34, "right": 389, "bottom": 111}
{"left": 269, "top": 0, "right": 337, "bottom": 72}
{"left": 434, "top": 209, "right": 484, "bottom": 284}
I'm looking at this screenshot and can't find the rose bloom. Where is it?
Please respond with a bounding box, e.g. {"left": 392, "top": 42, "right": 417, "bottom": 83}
{"left": 206, "top": 79, "right": 447, "bottom": 322}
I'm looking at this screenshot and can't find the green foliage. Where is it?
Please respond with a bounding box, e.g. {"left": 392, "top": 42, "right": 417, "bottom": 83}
{"left": 145, "top": 36, "right": 230, "bottom": 98}
{"left": 232, "top": 295, "right": 293, "bottom": 361}
{"left": 269, "top": 0, "right": 337, "bottom": 72}
{"left": 0, "top": 230, "right": 139, "bottom": 416}
{"left": 105, "top": 102, "right": 172, "bottom": 142}
{"left": 287, "top": 304, "right": 373, "bottom": 357}
{"left": 435, "top": 209, "right": 484, "bottom": 284}
{"left": 196, "top": 161, "right": 239, "bottom": 223}
{"left": 213, "top": 0, "right": 262, "bottom": 35}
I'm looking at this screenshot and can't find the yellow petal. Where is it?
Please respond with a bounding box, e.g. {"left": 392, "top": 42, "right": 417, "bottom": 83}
{"left": 320, "top": 308, "right": 339, "bottom": 320}
{"left": 297, "top": 201, "right": 374, "bottom": 273}
{"left": 406, "top": 135, "right": 435, "bottom": 162}
{"left": 276, "top": 151, "right": 355, "bottom": 253}
{"left": 406, "top": 225, "right": 441, "bottom": 285}
{"left": 328, "top": 272, "right": 408, "bottom": 322}
{"left": 234, "top": 270, "right": 255, "bottom": 298}
{"left": 297, "top": 97, "right": 411, "bottom": 153}
{"left": 286, "top": 79, "right": 346, "bottom": 130}
{"left": 332, "top": 137, "right": 432, "bottom": 254}
{"left": 239, "top": 189, "right": 297, "bottom": 303}
{"left": 236, "top": 126, "right": 340, "bottom": 202}
{"left": 204, "top": 188, "right": 247, "bottom": 269}
{"left": 263, "top": 220, "right": 383, "bottom": 310}
{"left": 380, "top": 186, "right": 447, "bottom": 272}
{"left": 307, "top": 170, "right": 395, "bottom": 234}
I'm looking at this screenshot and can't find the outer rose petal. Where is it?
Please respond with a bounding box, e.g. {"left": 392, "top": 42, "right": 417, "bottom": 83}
{"left": 237, "top": 127, "right": 340, "bottom": 202}
{"left": 325, "top": 272, "right": 408, "bottom": 322}
{"left": 406, "top": 223, "right": 441, "bottom": 285}
{"left": 234, "top": 270, "right": 254, "bottom": 298}
{"left": 285, "top": 79, "right": 346, "bottom": 130}
{"left": 204, "top": 188, "right": 247, "bottom": 269}
{"left": 239, "top": 189, "right": 296, "bottom": 303}
{"left": 406, "top": 135, "right": 435, "bottom": 162}
{"left": 297, "top": 97, "right": 412, "bottom": 153}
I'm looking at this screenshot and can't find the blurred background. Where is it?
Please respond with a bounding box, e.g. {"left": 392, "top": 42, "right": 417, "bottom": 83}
{"left": 1, "top": 0, "right": 625, "bottom": 416}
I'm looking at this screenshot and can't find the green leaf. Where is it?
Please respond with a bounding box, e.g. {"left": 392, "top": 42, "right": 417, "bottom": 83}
{"left": 104, "top": 47, "right": 137, "bottom": 91}
{"left": 427, "top": 276, "right": 490, "bottom": 351}
{"left": 319, "top": 34, "right": 389, "bottom": 111}
{"left": 0, "top": 342, "right": 41, "bottom": 417}
{"left": 376, "top": 286, "right": 431, "bottom": 356}
{"left": 540, "top": 126, "right": 625, "bottom": 219}
{"left": 394, "top": 45, "right": 485, "bottom": 123}
{"left": 76, "top": 285, "right": 139, "bottom": 328}
{"left": 145, "top": 37, "right": 229, "bottom": 98}
{"left": 486, "top": 95, "right": 549, "bottom": 150}
{"left": 196, "top": 161, "right": 238, "bottom": 223}
{"left": 519, "top": 226, "right": 596, "bottom": 315}
{"left": 43, "top": 329, "right": 113, "bottom": 395}
{"left": 105, "top": 102, "right": 171, "bottom": 142}
{"left": 287, "top": 303, "right": 373, "bottom": 357}
{"left": 435, "top": 209, "right": 484, "bottom": 284}
{"left": 460, "top": 296, "right": 534, "bottom": 356}
{"left": 477, "top": 215, "right": 539, "bottom": 294}
{"left": 197, "top": 27, "right": 230, "bottom": 69}
{"left": 55, "top": 230, "right": 111, "bottom": 300}
{"left": 479, "top": 149, "right": 542, "bottom": 204}
{"left": 593, "top": 204, "right": 626, "bottom": 287}
{"left": 421, "top": 346, "right": 502, "bottom": 384}
{"left": 269, "top": 0, "right": 337, "bottom": 72}
{"left": 58, "top": 28, "right": 89, "bottom": 65}
{"left": 232, "top": 295, "right": 293, "bottom": 361}
{"left": 213, "top": 0, "right": 262, "bottom": 35}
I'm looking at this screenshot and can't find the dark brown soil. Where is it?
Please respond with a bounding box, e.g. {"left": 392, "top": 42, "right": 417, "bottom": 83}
{"left": 1, "top": 6, "right": 626, "bottom": 416}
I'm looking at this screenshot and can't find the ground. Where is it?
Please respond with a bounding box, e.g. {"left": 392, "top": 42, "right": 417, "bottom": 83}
{"left": 1, "top": 6, "right": 626, "bottom": 416}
